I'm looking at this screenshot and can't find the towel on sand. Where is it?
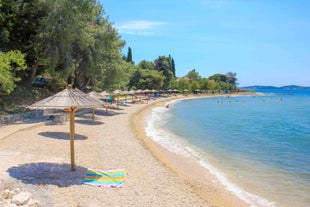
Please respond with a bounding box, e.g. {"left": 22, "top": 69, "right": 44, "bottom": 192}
{"left": 83, "top": 169, "right": 125, "bottom": 188}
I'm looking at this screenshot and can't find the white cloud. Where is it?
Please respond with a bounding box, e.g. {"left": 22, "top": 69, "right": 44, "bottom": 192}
{"left": 116, "top": 20, "right": 167, "bottom": 35}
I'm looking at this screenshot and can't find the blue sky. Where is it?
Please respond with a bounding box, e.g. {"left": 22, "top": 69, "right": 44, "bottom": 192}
{"left": 100, "top": 0, "right": 310, "bottom": 87}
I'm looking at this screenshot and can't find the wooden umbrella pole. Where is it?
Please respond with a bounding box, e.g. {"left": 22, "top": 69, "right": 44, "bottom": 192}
{"left": 91, "top": 107, "right": 95, "bottom": 121}
{"left": 69, "top": 109, "right": 75, "bottom": 171}
{"left": 64, "top": 107, "right": 80, "bottom": 171}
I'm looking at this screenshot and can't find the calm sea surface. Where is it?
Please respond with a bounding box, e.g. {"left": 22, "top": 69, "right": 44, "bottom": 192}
{"left": 146, "top": 89, "right": 310, "bottom": 207}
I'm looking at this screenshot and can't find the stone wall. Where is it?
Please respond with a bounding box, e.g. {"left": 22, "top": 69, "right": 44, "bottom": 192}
{"left": 0, "top": 110, "right": 44, "bottom": 125}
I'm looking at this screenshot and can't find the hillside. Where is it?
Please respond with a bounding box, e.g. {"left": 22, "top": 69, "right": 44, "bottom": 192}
{"left": 0, "top": 86, "right": 53, "bottom": 115}
{"left": 241, "top": 85, "right": 310, "bottom": 90}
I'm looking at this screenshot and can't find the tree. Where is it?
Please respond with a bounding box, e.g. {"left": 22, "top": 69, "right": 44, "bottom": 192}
{"left": 226, "top": 72, "right": 237, "bottom": 86}
{"left": 200, "top": 78, "right": 210, "bottom": 90}
{"left": 191, "top": 80, "right": 200, "bottom": 92}
{"left": 0, "top": 50, "right": 26, "bottom": 94}
{"left": 169, "top": 79, "right": 179, "bottom": 90}
{"left": 128, "top": 68, "right": 164, "bottom": 90}
{"left": 208, "top": 72, "right": 237, "bottom": 91}
{"left": 35, "top": 0, "right": 125, "bottom": 90}
{"left": 209, "top": 74, "right": 227, "bottom": 83}
{"left": 186, "top": 69, "right": 201, "bottom": 82}
{"left": 219, "top": 81, "right": 234, "bottom": 92}
{"left": 167, "top": 54, "right": 176, "bottom": 77}
{"left": 126, "top": 47, "right": 133, "bottom": 64}
{"left": 0, "top": 0, "right": 50, "bottom": 82}
{"left": 0, "top": 0, "right": 126, "bottom": 91}
{"left": 101, "top": 60, "right": 135, "bottom": 90}
{"left": 154, "top": 55, "right": 174, "bottom": 88}
{"left": 171, "top": 57, "right": 176, "bottom": 77}
{"left": 138, "top": 60, "right": 154, "bottom": 70}
{"left": 177, "top": 78, "right": 191, "bottom": 92}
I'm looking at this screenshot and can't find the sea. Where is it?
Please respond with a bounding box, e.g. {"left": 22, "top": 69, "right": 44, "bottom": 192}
{"left": 145, "top": 89, "right": 310, "bottom": 207}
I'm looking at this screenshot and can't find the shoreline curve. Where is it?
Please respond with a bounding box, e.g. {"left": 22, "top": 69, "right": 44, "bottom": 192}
{"left": 130, "top": 95, "right": 250, "bottom": 207}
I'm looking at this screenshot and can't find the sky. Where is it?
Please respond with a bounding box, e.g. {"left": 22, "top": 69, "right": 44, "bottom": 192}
{"left": 99, "top": 0, "right": 310, "bottom": 87}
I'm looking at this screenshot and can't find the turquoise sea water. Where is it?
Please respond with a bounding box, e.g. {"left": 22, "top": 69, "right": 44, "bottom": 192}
{"left": 146, "top": 90, "right": 310, "bottom": 207}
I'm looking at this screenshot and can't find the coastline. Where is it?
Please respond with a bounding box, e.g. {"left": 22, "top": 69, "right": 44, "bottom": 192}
{"left": 0, "top": 93, "right": 250, "bottom": 206}
{"left": 131, "top": 95, "right": 250, "bottom": 207}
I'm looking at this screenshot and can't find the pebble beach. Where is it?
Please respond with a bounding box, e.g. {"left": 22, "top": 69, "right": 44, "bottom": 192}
{"left": 0, "top": 95, "right": 249, "bottom": 207}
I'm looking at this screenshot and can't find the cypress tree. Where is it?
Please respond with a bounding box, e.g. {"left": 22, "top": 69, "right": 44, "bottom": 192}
{"left": 126, "top": 47, "right": 133, "bottom": 63}
{"left": 171, "top": 58, "right": 176, "bottom": 77}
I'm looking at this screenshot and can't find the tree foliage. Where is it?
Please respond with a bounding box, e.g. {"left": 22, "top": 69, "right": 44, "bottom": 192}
{"left": 0, "top": 0, "right": 239, "bottom": 96}
{"left": 0, "top": 0, "right": 49, "bottom": 81}
{"left": 0, "top": 0, "right": 125, "bottom": 91}
{"left": 128, "top": 68, "right": 164, "bottom": 90}
{"left": 0, "top": 50, "right": 26, "bottom": 94}
{"left": 34, "top": 0, "right": 125, "bottom": 90}
{"left": 154, "top": 55, "right": 175, "bottom": 88}
{"left": 209, "top": 73, "right": 227, "bottom": 83}
{"left": 186, "top": 69, "right": 201, "bottom": 82}
{"left": 208, "top": 72, "right": 238, "bottom": 91}
{"left": 177, "top": 78, "right": 191, "bottom": 92}
{"left": 126, "top": 47, "right": 133, "bottom": 64}
{"left": 137, "top": 60, "right": 154, "bottom": 70}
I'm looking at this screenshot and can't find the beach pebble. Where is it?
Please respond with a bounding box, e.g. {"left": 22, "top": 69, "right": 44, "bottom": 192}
{"left": 26, "top": 199, "right": 41, "bottom": 207}
{"left": 0, "top": 187, "right": 41, "bottom": 207}
{"left": 13, "top": 188, "right": 21, "bottom": 194}
{"left": 2, "top": 189, "right": 14, "bottom": 199}
{"left": 11, "top": 192, "right": 32, "bottom": 205}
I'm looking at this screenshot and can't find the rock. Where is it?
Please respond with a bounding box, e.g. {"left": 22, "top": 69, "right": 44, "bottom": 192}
{"left": 2, "top": 189, "right": 14, "bottom": 199}
{"left": 0, "top": 200, "right": 11, "bottom": 206}
{"left": 1, "top": 187, "right": 40, "bottom": 207}
{"left": 13, "top": 188, "right": 21, "bottom": 194}
{"left": 26, "top": 199, "right": 41, "bottom": 207}
{"left": 11, "top": 192, "right": 32, "bottom": 205}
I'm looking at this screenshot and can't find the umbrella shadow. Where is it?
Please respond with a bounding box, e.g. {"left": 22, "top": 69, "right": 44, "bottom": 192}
{"left": 94, "top": 109, "right": 110, "bottom": 116}
{"left": 7, "top": 162, "right": 87, "bottom": 187}
{"left": 76, "top": 110, "right": 126, "bottom": 118}
{"left": 101, "top": 111, "right": 127, "bottom": 117}
{"left": 75, "top": 110, "right": 106, "bottom": 119}
{"left": 75, "top": 119, "right": 104, "bottom": 125}
{"left": 38, "top": 132, "right": 88, "bottom": 140}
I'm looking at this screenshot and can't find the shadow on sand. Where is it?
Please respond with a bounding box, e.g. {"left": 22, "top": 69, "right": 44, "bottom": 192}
{"left": 8, "top": 162, "right": 88, "bottom": 187}
{"left": 75, "top": 119, "right": 104, "bottom": 125}
{"left": 78, "top": 109, "right": 126, "bottom": 118}
{"left": 38, "top": 132, "right": 88, "bottom": 140}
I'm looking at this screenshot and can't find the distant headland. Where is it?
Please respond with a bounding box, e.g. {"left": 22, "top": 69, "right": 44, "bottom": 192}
{"left": 241, "top": 85, "right": 310, "bottom": 90}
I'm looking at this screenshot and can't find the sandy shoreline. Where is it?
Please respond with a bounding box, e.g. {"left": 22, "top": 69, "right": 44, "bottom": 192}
{"left": 0, "top": 95, "right": 249, "bottom": 206}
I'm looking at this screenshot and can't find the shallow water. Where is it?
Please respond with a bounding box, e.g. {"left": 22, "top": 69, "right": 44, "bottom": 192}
{"left": 146, "top": 90, "right": 310, "bottom": 207}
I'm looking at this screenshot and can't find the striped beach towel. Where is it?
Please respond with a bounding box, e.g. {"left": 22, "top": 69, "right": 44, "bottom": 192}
{"left": 83, "top": 169, "right": 125, "bottom": 188}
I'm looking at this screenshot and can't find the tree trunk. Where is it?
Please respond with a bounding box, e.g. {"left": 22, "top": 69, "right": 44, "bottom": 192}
{"left": 29, "top": 61, "right": 39, "bottom": 82}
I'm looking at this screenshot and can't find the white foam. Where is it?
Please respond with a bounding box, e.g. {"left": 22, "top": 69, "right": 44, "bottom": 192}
{"left": 198, "top": 160, "right": 276, "bottom": 207}
{"left": 146, "top": 106, "right": 197, "bottom": 158}
{"left": 145, "top": 106, "right": 276, "bottom": 207}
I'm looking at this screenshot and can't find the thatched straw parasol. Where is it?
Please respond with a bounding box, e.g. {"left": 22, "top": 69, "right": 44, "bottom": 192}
{"left": 88, "top": 91, "right": 106, "bottom": 100}
{"left": 28, "top": 86, "right": 104, "bottom": 171}
{"left": 100, "top": 90, "right": 112, "bottom": 97}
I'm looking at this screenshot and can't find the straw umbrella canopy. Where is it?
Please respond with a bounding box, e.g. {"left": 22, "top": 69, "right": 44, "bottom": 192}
{"left": 100, "top": 90, "right": 112, "bottom": 97}
{"left": 88, "top": 91, "right": 106, "bottom": 100}
{"left": 88, "top": 91, "right": 108, "bottom": 121}
{"left": 128, "top": 90, "right": 135, "bottom": 95}
{"left": 28, "top": 87, "right": 104, "bottom": 171}
{"left": 112, "top": 89, "right": 121, "bottom": 95}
